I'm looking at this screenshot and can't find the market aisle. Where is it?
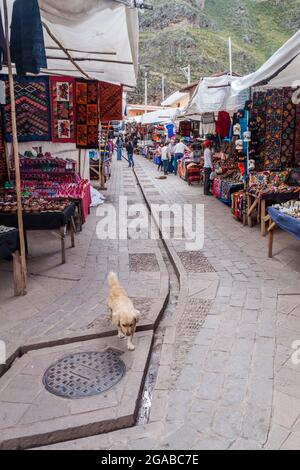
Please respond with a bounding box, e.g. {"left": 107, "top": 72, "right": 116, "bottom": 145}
{"left": 0, "top": 155, "right": 169, "bottom": 371}
{"left": 41, "top": 154, "right": 300, "bottom": 450}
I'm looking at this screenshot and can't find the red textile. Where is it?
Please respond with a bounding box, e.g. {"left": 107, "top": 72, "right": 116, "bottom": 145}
{"left": 50, "top": 76, "right": 76, "bottom": 143}
{"left": 99, "top": 82, "right": 123, "bottom": 122}
{"left": 216, "top": 111, "right": 231, "bottom": 138}
{"left": 75, "top": 80, "right": 99, "bottom": 149}
{"left": 81, "top": 182, "right": 91, "bottom": 224}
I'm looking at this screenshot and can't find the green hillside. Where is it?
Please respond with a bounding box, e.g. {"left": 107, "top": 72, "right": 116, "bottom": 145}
{"left": 128, "top": 0, "right": 300, "bottom": 104}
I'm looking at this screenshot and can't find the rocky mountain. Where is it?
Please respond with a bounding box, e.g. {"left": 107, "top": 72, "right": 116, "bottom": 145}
{"left": 128, "top": 0, "right": 300, "bottom": 104}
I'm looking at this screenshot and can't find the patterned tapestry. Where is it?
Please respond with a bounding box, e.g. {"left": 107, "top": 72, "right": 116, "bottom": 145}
{"left": 2, "top": 75, "right": 51, "bottom": 142}
{"left": 264, "top": 89, "right": 283, "bottom": 171}
{"left": 0, "top": 108, "right": 7, "bottom": 187}
{"left": 281, "top": 88, "right": 296, "bottom": 167}
{"left": 251, "top": 91, "right": 267, "bottom": 165}
{"left": 99, "top": 82, "right": 123, "bottom": 122}
{"left": 50, "top": 76, "right": 76, "bottom": 143}
{"left": 75, "top": 80, "right": 99, "bottom": 149}
{"left": 295, "top": 103, "right": 300, "bottom": 167}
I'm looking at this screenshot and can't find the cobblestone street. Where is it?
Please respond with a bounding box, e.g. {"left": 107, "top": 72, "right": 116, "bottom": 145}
{"left": 1, "top": 154, "right": 300, "bottom": 449}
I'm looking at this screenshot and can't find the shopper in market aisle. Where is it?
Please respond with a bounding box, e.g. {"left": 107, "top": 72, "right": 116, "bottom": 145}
{"left": 174, "top": 138, "right": 190, "bottom": 176}
{"left": 168, "top": 139, "right": 176, "bottom": 173}
{"left": 126, "top": 138, "right": 135, "bottom": 168}
{"left": 161, "top": 142, "right": 171, "bottom": 176}
{"left": 116, "top": 135, "right": 124, "bottom": 161}
{"left": 203, "top": 140, "right": 214, "bottom": 195}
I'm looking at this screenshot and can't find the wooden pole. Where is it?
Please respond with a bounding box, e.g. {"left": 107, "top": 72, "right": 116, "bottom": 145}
{"left": 3, "top": 0, "right": 27, "bottom": 295}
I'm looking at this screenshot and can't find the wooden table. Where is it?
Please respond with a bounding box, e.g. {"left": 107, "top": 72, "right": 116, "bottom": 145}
{"left": 247, "top": 191, "right": 300, "bottom": 236}
{"left": 267, "top": 207, "right": 300, "bottom": 258}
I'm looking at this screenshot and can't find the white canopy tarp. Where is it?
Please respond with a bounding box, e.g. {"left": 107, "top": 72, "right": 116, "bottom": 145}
{"left": 141, "top": 108, "right": 181, "bottom": 125}
{"left": 184, "top": 74, "right": 250, "bottom": 116}
{"left": 231, "top": 30, "right": 300, "bottom": 92}
{"left": 161, "top": 91, "right": 189, "bottom": 107}
{"left": 4, "top": 0, "right": 139, "bottom": 87}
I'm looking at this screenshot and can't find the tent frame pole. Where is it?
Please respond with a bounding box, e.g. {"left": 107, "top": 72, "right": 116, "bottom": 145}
{"left": 3, "top": 0, "right": 27, "bottom": 295}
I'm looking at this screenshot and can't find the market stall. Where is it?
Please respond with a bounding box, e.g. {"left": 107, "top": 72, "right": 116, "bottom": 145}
{"left": 0, "top": 0, "right": 139, "bottom": 294}
{"left": 267, "top": 202, "right": 300, "bottom": 258}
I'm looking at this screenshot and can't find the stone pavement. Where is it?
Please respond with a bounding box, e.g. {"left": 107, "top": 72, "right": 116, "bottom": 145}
{"left": 1, "top": 153, "right": 300, "bottom": 449}
{"left": 0, "top": 159, "right": 168, "bottom": 371}
{"left": 40, "top": 154, "right": 300, "bottom": 450}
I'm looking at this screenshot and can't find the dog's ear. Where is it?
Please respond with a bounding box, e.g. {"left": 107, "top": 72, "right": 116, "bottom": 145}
{"left": 134, "top": 310, "right": 141, "bottom": 323}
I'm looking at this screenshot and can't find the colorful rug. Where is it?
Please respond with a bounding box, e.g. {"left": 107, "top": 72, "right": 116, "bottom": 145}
{"left": 75, "top": 80, "right": 99, "bottom": 149}
{"left": 99, "top": 82, "right": 123, "bottom": 122}
{"left": 281, "top": 87, "right": 296, "bottom": 167}
{"left": 251, "top": 91, "right": 266, "bottom": 166}
{"left": 295, "top": 103, "right": 300, "bottom": 166}
{"left": 264, "top": 89, "right": 283, "bottom": 171}
{"left": 2, "top": 75, "right": 51, "bottom": 142}
{"left": 50, "top": 77, "right": 76, "bottom": 143}
{"left": 0, "top": 108, "right": 7, "bottom": 187}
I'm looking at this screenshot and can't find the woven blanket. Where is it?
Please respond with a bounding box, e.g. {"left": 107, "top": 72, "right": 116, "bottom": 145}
{"left": 99, "top": 82, "right": 123, "bottom": 122}
{"left": 50, "top": 77, "right": 76, "bottom": 143}
{"left": 0, "top": 108, "right": 7, "bottom": 187}
{"left": 281, "top": 88, "right": 296, "bottom": 167}
{"left": 251, "top": 92, "right": 266, "bottom": 165}
{"left": 75, "top": 80, "right": 99, "bottom": 149}
{"left": 295, "top": 103, "right": 300, "bottom": 166}
{"left": 264, "top": 89, "right": 283, "bottom": 171}
{"left": 2, "top": 75, "right": 51, "bottom": 142}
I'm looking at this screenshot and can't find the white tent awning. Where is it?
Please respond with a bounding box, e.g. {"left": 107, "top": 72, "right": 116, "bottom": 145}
{"left": 231, "top": 30, "right": 300, "bottom": 93}
{"left": 161, "top": 91, "right": 189, "bottom": 107}
{"left": 184, "top": 74, "right": 249, "bottom": 116}
{"left": 141, "top": 108, "right": 181, "bottom": 125}
{"left": 4, "top": 0, "right": 139, "bottom": 87}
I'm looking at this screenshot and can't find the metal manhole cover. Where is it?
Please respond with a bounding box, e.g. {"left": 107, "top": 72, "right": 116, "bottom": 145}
{"left": 43, "top": 350, "right": 126, "bottom": 399}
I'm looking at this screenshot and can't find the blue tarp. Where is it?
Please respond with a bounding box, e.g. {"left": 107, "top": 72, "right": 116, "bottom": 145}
{"left": 268, "top": 207, "right": 300, "bottom": 241}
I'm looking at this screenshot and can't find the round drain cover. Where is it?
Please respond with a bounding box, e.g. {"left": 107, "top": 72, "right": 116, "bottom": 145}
{"left": 43, "top": 349, "right": 126, "bottom": 399}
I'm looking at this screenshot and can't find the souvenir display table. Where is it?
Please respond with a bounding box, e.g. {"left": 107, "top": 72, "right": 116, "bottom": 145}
{"left": 267, "top": 203, "right": 300, "bottom": 258}
{"left": 0, "top": 225, "right": 23, "bottom": 296}
{"left": 212, "top": 174, "right": 244, "bottom": 206}
{"left": 7, "top": 153, "right": 91, "bottom": 229}
{"left": 0, "top": 225, "right": 19, "bottom": 260}
{"left": 0, "top": 201, "right": 76, "bottom": 264}
{"left": 247, "top": 188, "right": 300, "bottom": 236}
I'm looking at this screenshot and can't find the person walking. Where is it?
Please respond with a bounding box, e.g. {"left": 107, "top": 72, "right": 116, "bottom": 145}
{"left": 174, "top": 138, "right": 190, "bottom": 176}
{"left": 161, "top": 143, "right": 170, "bottom": 176}
{"left": 157, "top": 144, "right": 163, "bottom": 172}
{"left": 203, "top": 140, "right": 214, "bottom": 195}
{"left": 116, "top": 135, "right": 124, "bottom": 161}
{"left": 126, "top": 138, "right": 135, "bottom": 168}
{"left": 168, "top": 140, "right": 176, "bottom": 173}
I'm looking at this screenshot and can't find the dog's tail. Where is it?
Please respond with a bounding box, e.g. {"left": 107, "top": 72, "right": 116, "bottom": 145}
{"left": 108, "top": 272, "right": 120, "bottom": 288}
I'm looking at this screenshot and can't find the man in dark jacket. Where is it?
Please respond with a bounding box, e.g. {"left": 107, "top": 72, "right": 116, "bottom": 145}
{"left": 126, "top": 139, "right": 134, "bottom": 168}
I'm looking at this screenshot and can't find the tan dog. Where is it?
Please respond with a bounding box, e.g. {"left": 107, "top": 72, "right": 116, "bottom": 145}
{"left": 107, "top": 272, "right": 140, "bottom": 351}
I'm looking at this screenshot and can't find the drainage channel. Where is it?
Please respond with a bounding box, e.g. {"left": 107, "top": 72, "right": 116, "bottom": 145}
{"left": 130, "top": 163, "right": 180, "bottom": 425}
{"left": 137, "top": 239, "right": 179, "bottom": 424}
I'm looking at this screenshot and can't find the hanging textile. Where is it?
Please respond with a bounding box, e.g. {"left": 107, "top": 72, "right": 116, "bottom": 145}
{"left": 216, "top": 111, "right": 231, "bottom": 138}
{"left": 295, "top": 103, "right": 300, "bottom": 167}
{"left": 202, "top": 113, "right": 215, "bottom": 136}
{"left": 76, "top": 80, "right": 99, "bottom": 149}
{"left": 99, "top": 82, "right": 123, "bottom": 122}
{"left": 179, "top": 121, "right": 191, "bottom": 137}
{"left": 281, "top": 88, "right": 296, "bottom": 167}
{"left": 50, "top": 77, "right": 76, "bottom": 143}
{"left": 0, "top": 108, "right": 7, "bottom": 187}
{"left": 264, "top": 89, "right": 284, "bottom": 171}
{"left": 10, "top": 0, "right": 47, "bottom": 75}
{"left": 2, "top": 75, "right": 51, "bottom": 142}
{"left": 0, "top": 11, "right": 7, "bottom": 70}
